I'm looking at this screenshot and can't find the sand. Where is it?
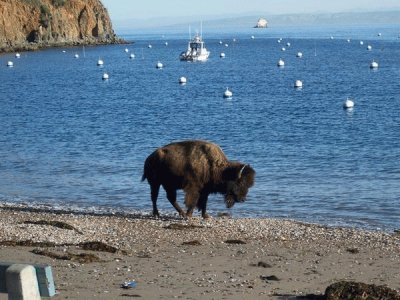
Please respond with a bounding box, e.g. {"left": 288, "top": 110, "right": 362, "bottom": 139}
{"left": 0, "top": 206, "right": 399, "bottom": 299}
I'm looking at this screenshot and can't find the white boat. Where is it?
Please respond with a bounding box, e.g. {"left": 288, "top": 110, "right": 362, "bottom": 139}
{"left": 180, "top": 34, "right": 210, "bottom": 62}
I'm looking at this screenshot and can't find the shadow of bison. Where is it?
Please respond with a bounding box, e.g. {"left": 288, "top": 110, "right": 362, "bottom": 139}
{"left": 142, "top": 140, "right": 255, "bottom": 218}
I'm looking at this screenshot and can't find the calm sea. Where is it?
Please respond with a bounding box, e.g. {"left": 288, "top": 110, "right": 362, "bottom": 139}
{"left": 0, "top": 25, "right": 399, "bottom": 231}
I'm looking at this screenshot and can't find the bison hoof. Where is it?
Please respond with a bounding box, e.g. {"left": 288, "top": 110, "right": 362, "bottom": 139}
{"left": 202, "top": 213, "right": 210, "bottom": 219}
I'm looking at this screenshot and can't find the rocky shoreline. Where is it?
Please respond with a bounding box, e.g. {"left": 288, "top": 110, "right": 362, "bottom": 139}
{"left": 0, "top": 0, "right": 126, "bottom": 54}
{"left": 0, "top": 206, "right": 399, "bottom": 299}
{"left": 0, "top": 37, "right": 128, "bottom": 54}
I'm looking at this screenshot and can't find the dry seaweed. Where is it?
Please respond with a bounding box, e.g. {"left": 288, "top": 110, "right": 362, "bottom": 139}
{"left": 31, "top": 249, "right": 102, "bottom": 263}
{"left": 163, "top": 223, "right": 204, "bottom": 230}
{"left": 0, "top": 240, "right": 57, "bottom": 247}
{"left": 182, "top": 240, "right": 202, "bottom": 246}
{"left": 78, "top": 241, "right": 118, "bottom": 253}
{"left": 23, "top": 220, "right": 83, "bottom": 234}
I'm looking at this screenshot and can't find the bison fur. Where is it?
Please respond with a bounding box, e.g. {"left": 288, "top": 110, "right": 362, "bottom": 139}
{"left": 142, "top": 140, "right": 255, "bottom": 218}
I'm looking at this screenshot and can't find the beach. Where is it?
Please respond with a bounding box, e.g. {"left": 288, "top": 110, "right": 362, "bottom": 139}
{"left": 0, "top": 207, "right": 399, "bottom": 299}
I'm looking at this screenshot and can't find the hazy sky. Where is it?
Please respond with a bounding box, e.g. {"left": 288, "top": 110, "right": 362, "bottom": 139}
{"left": 101, "top": 0, "right": 400, "bottom": 20}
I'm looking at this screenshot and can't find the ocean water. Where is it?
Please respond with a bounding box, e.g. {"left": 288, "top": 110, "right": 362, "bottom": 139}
{"left": 0, "top": 25, "right": 399, "bottom": 231}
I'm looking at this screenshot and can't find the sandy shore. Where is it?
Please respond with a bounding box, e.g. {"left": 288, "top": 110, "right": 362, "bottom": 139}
{"left": 0, "top": 206, "right": 399, "bottom": 299}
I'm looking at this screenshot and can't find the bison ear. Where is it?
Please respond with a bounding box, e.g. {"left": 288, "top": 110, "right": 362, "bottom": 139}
{"left": 222, "top": 164, "right": 245, "bottom": 181}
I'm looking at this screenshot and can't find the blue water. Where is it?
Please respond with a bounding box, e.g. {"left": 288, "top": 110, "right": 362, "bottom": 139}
{"left": 1, "top": 25, "right": 399, "bottom": 231}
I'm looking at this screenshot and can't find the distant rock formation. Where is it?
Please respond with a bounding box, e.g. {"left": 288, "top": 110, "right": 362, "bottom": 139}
{"left": 254, "top": 18, "right": 268, "bottom": 28}
{"left": 0, "top": 0, "right": 124, "bottom": 53}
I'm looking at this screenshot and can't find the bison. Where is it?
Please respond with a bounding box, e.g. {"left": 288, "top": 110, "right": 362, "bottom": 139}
{"left": 142, "top": 140, "right": 255, "bottom": 218}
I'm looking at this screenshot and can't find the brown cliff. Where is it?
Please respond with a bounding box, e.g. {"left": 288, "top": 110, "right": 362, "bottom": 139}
{"left": 0, "top": 0, "right": 124, "bottom": 52}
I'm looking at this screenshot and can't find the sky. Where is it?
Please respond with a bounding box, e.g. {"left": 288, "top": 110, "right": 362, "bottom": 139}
{"left": 101, "top": 0, "right": 400, "bottom": 21}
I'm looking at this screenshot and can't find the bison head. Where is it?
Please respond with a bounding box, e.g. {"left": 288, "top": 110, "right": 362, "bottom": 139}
{"left": 222, "top": 163, "right": 255, "bottom": 208}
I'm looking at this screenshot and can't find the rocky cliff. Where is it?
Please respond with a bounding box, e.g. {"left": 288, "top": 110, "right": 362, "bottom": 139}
{"left": 0, "top": 0, "right": 123, "bottom": 52}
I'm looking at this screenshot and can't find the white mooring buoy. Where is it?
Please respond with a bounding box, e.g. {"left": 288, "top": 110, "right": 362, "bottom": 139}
{"left": 156, "top": 61, "right": 163, "bottom": 69}
{"left": 97, "top": 59, "right": 104, "bottom": 66}
{"left": 223, "top": 88, "right": 233, "bottom": 99}
{"left": 102, "top": 73, "right": 109, "bottom": 80}
{"left": 277, "top": 59, "right": 285, "bottom": 67}
{"left": 343, "top": 98, "right": 355, "bottom": 109}
{"left": 370, "top": 60, "right": 379, "bottom": 69}
{"left": 294, "top": 80, "right": 303, "bottom": 89}
{"left": 7, "top": 61, "right": 13, "bottom": 67}
{"left": 179, "top": 77, "right": 187, "bottom": 84}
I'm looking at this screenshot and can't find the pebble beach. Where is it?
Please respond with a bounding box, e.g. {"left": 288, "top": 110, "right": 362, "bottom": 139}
{"left": 0, "top": 206, "right": 399, "bottom": 299}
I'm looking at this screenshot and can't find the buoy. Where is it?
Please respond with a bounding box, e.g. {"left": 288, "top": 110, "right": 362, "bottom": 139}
{"left": 220, "top": 52, "right": 226, "bottom": 58}
{"left": 148, "top": 44, "right": 152, "bottom": 49}
{"left": 370, "top": 60, "right": 379, "bottom": 69}
{"left": 130, "top": 53, "right": 135, "bottom": 59}
{"left": 15, "top": 53, "right": 21, "bottom": 58}
{"left": 6, "top": 61, "right": 13, "bottom": 67}
{"left": 286, "top": 42, "right": 291, "bottom": 47}
{"left": 277, "top": 39, "right": 281, "bottom": 43}
{"left": 360, "top": 41, "right": 364, "bottom": 45}
{"left": 281, "top": 47, "right": 286, "bottom": 51}
{"left": 97, "top": 59, "right": 104, "bottom": 66}
{"left": 124, "top": 48, "right": 129, "bottom": 53}
{"left": 367, "top": 45, "right": 372, "bottom": 51}
{"left": 156, "top": 61, "right": 163, "bottom": 69}
{"left": 251, "top": 35, "right": 255, "bottom": 39}
{"left": 165, "top": 42, "right": 168, "bottom": 46}
{"left": 74, "top": 54, "right": 79, "bottom": 58}
{"left": 347, "top": 39, "right": 351, "bottom": 43}
{"left": 378, "top": 33, "right": 382, "bottom": 37}
{"left": 223, "top": 88, "right": 233, "bottom": 98}
{"left": 219, "top": 40, "right": 223, "bottom": 45}
{"left": 296, "top": 52, "right": 303, "bottom": 58}
{"left": 330, "top": 36, "right": 334, "bottom": 40}
{"left": 102, "top": 73, "right": 109, "bottom": 80}
{"left": 343, "top": 98, "right": 354, "bottom": 109}
{"left": 62, "top": 50, "right": 66, "bottom": 53}
{"left": 224, "top": 43, "right": 229, "bottom": 47}
{"left": 179, "top": 77, "right": 187, "bottom": 84}
{"left": 277, "top": 59, "right": 285, "bottom": 67}
{"left": 294, "top": 80, "right": 303, "bottom": 88}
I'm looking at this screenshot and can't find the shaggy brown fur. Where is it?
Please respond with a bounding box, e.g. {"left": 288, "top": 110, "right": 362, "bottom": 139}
{"left": 142, "top": 140, "right": 255, "bottom": 218}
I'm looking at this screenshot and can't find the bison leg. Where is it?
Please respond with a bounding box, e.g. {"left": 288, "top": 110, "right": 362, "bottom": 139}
{"left": 198, "top": 192, "right": 210, "bottom": 219}
{"left": 151, "top": 184, "right": 160, "bottom": 217}
{"left": 184, "top": 187, "right": 200, "bottom": 218}
{"left": 166, "top": 189, "right": 186, "bottom": 218}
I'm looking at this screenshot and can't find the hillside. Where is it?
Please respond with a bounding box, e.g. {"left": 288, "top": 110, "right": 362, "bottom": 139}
{"left": 0, "top": 0, "right": 123, "bottom": 52}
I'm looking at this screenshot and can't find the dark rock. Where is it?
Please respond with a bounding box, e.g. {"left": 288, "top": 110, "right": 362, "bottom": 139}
{"left": 224, "top": 239, "right": 247, "bottom": 244}
{"left": 260, "top": 275, "right": 280, "bottom": 281}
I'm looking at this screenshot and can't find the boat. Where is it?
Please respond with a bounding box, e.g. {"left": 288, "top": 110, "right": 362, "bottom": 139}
{"left": 180, "top": 34, "right": 210, "bottom": 62}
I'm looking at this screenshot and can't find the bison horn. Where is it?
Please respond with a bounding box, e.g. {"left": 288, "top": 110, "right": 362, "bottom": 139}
{"left": 238, "top": 165, "right": 246, "bottom": 179}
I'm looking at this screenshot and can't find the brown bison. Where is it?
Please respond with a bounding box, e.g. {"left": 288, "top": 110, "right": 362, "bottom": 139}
{"left": 142, "top": 140, "right": 255, "bottom": 218}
